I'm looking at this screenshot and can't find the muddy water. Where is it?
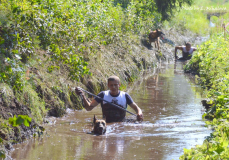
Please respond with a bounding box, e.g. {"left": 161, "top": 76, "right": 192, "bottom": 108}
{"left": 11, "top": 62, "right": 211, "bottom": 160}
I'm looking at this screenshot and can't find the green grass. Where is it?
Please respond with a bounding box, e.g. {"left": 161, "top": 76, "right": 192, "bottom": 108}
{"left": 164, "top": 0, "right": 229, "bottom": 36}
{"left": 15, "top": 83, "right": 47, "bottom": 123}
{"left": 180, "top": 34, "right": 229, "bottom": 159}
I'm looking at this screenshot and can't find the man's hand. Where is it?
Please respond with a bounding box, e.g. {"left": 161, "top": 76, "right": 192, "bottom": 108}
{"left": 75, "top": 87, "right": 83, "bottom": 95}
{"left": 129, "top": 102, "right": 143, "bottom": 122}
{"left": 137, "top": 114, "right": 143, "bottom": 122}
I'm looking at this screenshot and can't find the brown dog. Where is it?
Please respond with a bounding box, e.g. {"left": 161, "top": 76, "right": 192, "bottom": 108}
{"left": 93, "top": 115, "right": 106, "bottom": 135}
{"left": 148, "top": 29, "right": 164, "bottom": 50}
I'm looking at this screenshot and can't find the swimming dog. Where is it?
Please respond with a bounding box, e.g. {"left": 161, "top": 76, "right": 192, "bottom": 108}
{"left": 93, "top": 115, "right": 106, "bottom": 135}
{"left": 148, "top": 29, "right": 165, "bottom": 50}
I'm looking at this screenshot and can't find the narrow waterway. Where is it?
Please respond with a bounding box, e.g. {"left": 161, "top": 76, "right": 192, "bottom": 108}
{"left": 11, "top": 62, "right": 211, "bottom": 160}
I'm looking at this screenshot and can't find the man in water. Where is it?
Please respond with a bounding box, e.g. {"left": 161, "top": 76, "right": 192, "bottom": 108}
{"left": 75, "top": 76, "right": 143, "bottom": 123}
{"left": 174, "top": 42, "right": 197, "bottom": 60}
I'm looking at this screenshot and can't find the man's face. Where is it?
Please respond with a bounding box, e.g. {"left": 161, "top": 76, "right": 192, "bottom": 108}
{"left": 186, "top": 44, "right": 191, "bottom": 51}
{"left": 108, "top": 80, "right": 120, "bottom": 95}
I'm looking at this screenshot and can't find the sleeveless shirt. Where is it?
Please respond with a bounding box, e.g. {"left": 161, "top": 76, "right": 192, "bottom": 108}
{"left": 182, "top": 46, "right": 194, "bottom": 60}
{"left": 95, "top": 90, "right": 133, "bottom": 123}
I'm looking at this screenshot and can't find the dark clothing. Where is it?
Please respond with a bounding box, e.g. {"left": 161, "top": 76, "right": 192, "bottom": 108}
{"left": 181, "top": 51, "right": 192, "bottom": 60}
{"left": 179, "top": 46, "right": 194, "bottom": 60}
{"left": 102, "top": 103, "right": 126, "bottom": 123}
{"left": 95, "top": 91, "right": 134, "bottom": 123}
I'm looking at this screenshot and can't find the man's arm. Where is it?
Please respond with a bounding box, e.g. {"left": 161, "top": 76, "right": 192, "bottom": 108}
{"left": 175, "top": 46, "right": 183, "bottom": 59}
{"left": 75, "top": 88, "right": 99, "bottom": 111}
{"left": 129, "top": 102, "right": 143, "bottom": 121}
{"left": 80, "top": 94, "right": 99, "bottom": 111}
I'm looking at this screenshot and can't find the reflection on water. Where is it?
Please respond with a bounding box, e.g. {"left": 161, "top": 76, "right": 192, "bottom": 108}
{"left": 11, "top": 62, "right": 211, "bottom": 160}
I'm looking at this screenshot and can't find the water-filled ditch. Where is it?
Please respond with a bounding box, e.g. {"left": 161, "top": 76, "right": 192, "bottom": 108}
{"left": 11, "top": 61, "right": 211, "bottom": 160}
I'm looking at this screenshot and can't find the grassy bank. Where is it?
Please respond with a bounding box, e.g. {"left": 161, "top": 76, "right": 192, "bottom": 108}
{"left": 0, "top": 0, "right": 158, "bottom": 120}
{"left": 180, "top": 34, "right": 229, "bottom": 159}
{"left": 162, "top": 0, "right": 229, "bottom": 159}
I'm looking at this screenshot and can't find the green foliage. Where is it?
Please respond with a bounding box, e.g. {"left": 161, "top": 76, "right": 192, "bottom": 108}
{"left": 8, "top": 115, "right": 32, "bottom": 127}
{"left": 16, "top": 83, "right": 47, "bottom": 123}
{"left": 0, "top": 0, "right": 160, "bottom": 125}
{"left": 0, "top": 57, "right": 26, "bottom": 91}
{"left": 0, "top": 0, "right": 160, "bottom": 91}
{"left": 0, "top": 137, "right": 4, "bottom": 158}
{"left": 181, "top": 35, "right": 229, "bottom": 158}
{"left": 0, "top": 151, "right": 6, "bottom": 159}
{"left": 155, "top": 0, "right": 193, "bottom": 21}
{"left": 164, "top": 5, "right": 209, "bottom": 35}
{"left": 180, "top": 121, "right": 229, "bottom": 159}
{"left": 48, "top": 44, "right": 91, "bottom": 81}
{"left": 164, "top": 0, "right": 229, "bottom": 35}
{"left": 0, "top": 115, "right": 31, "bottom": 159}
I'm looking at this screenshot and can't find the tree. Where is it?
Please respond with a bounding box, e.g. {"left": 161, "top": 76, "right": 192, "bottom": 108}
{"left": 154, "top": 0, "right": 193, "bottom": 21}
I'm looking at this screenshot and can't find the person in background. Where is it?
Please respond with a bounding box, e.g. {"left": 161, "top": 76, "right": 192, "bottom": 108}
{"left": 175, "top": 42, "right": 197, "bottom": 60}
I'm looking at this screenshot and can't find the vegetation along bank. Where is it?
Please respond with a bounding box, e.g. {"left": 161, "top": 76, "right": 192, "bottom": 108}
{"left": 180, "top": 34, "right": 229, "bottom": 159}
{"left": 174, "top": 0, "right": 229, "bottom": 158}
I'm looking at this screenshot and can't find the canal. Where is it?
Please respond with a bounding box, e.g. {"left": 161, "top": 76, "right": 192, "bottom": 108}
{"left": 11, "top": 61, "right": 211, "bottom": 160}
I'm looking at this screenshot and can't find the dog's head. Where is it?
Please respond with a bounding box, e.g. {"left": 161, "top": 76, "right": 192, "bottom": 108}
{"left": 93, "top": 115, "right": 106, "bottom": 135}
{"left": 156, "top": 29, "right": 165, "bottom": 38}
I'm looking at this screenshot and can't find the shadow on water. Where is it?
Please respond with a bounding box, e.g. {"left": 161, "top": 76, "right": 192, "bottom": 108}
{"left": 11, "top": 62, "right": 211, "bottom": 160}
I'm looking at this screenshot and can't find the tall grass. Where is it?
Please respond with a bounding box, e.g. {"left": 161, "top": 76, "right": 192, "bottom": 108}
{"left": 164, "top": 0, "right": 229, "bottom": 36}
{"left": 180, "top": 33, "right": 229, "bottom": 160}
